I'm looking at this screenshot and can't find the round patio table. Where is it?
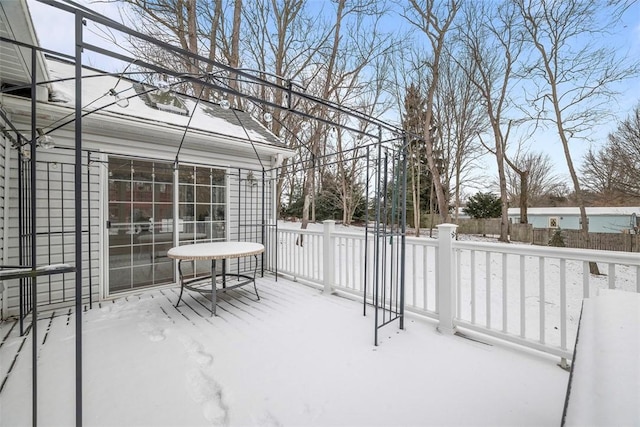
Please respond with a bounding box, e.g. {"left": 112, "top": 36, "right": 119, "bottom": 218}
{"left": 167, "top": 241, "right": 264, "bottom": 316}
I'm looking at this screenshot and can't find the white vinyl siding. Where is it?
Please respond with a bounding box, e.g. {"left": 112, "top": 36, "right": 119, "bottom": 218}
{"left": 4, "top": 148, "right": 100, "bottom": 315}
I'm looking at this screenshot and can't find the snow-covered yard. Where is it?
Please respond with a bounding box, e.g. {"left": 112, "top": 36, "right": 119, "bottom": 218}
{"left": 1, "top": 276, "right": 568, "bottom": 426}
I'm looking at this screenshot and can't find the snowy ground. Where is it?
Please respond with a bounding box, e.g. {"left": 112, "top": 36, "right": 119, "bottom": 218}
{"left": 1, "top": 276, "right": 568, "bottom": 426}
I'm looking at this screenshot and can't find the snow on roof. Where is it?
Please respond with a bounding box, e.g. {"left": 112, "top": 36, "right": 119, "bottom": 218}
{"left": 46, "top": 57, "right": 282, "bottom": 146}
{"left": 508, "top": 207, "right": 640, "bottom": 216}
{"left": 0, "top": 0, "right": 50, "bottom": 99}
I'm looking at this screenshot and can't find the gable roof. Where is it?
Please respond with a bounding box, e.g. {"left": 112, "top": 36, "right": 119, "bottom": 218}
{"left": 45, "top": 57, "right": 283, "bottom": 147}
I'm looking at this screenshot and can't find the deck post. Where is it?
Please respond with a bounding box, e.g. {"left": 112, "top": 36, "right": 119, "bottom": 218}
{"left": 437, "top": 223, "right": 458, "bottom": 335}
{"left": 323, "top": 220, "right": 335, "bottom": 294}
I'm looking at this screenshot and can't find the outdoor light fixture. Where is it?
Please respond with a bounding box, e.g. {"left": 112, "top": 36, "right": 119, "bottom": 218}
{"left": 263, "top": 112, "right": 273, "bottom": 123}
{"left": 219, "top": 99, "right": 231, "bottom": 110}
{"left": 20, "top": 146, "right": 30, "bottom": 161}
{"left": 108, "top": 88, "right": 130, "bottom": 108}
{"left": 156, "top": 80, "right": 171, "bottom": 94}
{"left": 36, "top": 128, "right": 55, "bottom": 149}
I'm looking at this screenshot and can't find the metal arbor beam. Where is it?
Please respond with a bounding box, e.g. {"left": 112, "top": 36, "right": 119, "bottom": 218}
{"left": 74, "top": 11, "right": 83, "bottom": 427}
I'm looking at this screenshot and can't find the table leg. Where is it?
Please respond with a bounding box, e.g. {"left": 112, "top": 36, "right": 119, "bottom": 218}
{"left": 252, "top": 254, "right": 260, "bottom": 300}
{"left": 175, "top": 260, "right": 184, "bottom": 308}
{"left": 222, "top": 258, "right": 227, "bottom": 289}
{"left": 211, "top": 259, "right": 216, "bottom": 316}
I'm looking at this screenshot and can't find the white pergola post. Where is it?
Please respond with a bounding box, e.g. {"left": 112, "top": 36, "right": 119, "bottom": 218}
{"left": 323, "top": 220, "right": 335, "bottom": 294}
{"left": 437, "top": 223, "right": 458, "bottom": 334}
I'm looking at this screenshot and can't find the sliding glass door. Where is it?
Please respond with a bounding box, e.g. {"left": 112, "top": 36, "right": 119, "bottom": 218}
{"left": 107, "top": 157, "right": 228, "bottom": 294}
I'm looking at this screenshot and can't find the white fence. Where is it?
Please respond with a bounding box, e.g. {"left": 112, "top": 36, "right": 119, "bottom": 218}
{"left": 274, "top": 222, "right": 640, "bottom": 360}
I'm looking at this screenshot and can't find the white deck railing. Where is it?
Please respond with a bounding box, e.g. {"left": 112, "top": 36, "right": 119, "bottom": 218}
{"left": 274, "top": 222, "right": 640, "bottom": 360}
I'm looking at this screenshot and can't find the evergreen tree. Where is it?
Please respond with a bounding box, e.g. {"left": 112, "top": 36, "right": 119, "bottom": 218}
{"left": 463, "top": 192, "right": 502, "bottom": 219}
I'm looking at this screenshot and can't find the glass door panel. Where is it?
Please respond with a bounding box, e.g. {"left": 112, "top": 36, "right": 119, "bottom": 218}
{"left": 107, "top": 157, "right": 175, "bottom": 294}
{"left": 177, "top": 164, "right": 227, "bottom": 281}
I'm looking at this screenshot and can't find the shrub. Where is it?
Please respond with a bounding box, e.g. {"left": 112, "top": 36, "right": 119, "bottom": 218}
{"left": 548, "top": 229, "right": 566, "bottom": 247}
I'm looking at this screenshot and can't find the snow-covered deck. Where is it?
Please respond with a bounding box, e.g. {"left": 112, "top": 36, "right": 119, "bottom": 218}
{"left": 1, "top": 276, "right": 568, "bottom": 426}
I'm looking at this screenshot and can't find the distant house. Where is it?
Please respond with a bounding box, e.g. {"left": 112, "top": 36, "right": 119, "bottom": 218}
{"left": 508, "top": 207, "right": 640, "bottom": 233}
{"left": 0, "top": 0, "right": 292, "bottom": 317}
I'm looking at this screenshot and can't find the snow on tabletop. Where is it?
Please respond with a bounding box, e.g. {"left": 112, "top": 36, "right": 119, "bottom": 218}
{"left": 563, "top": 290, "right": 640, "bottom": 426}
{"left": 167, "top": 241, "right": 264, "bottom": 260}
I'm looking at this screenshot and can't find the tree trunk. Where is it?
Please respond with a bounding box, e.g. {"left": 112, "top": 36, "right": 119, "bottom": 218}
{"left": 520, "top": 170, "right": 528, "bottom": 224}
{"left": 429, "top": 183, "right": 435, "bottom": 238}
{"left": 494, "top": 125, "right": 510, "bottom": 242}
{"left": 297, "top": 175, "right": 313, "bottom": 246}
{"left": 424, "top": 136, "right": 451, "bottom": 223}
{"left": 228, "top": 0, "right": 242, "bottom": 107}
{"left": 185, "top": 0, "right": 200, "bottom": 93}
{"left": 411, "top": 149, "right": 421, "bottom": 236}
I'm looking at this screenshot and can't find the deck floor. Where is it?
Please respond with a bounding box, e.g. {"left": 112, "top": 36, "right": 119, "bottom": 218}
{"left": 0, "top": 276, "right": 569, "bottom": 426}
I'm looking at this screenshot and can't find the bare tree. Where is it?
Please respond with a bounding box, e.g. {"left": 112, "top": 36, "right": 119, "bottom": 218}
{"left": 458, "top": 1, "right": 524, "bottom": 242}
{"left": 581, "top": 102, "right": 640, "bottom": 203}
{"left": 505, "top": 151, "right": 564, "bottom": 210}
{"left": 116, "top": 0, "right": 201, "bottom": 77}
{"left": 580, "top": 146, "right": 628, "bottom": 205}
{"left": 113, "top": 0, "right": 251, "bottom": 101}
{"left": 403, "top": 0, "right": 462, "bottom": 223}
{"left": 334, "top": 55, "right": 395, "bottom": 225}
{"left": 516, "top": 0, "right": 638, "bottom": 270}
{"left": 434, "top": 50, "right": 487, "bottom": 223}
{"left": 241, "top": 0, "right": 328, "bottom": 218}
{"left": 402, "top": 83, "right": 428, "bottom": 233}
{"left": 296, "top": 0, "right": 391, "bottom": 229}
{"left": 389, "top": 47, "right": 430, "bottom": 233}
{"left": 606, "top": 102, "right": 640, "bottom": 198}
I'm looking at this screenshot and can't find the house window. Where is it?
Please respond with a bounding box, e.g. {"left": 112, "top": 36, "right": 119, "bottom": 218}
{"left": 548, "top": 217, "right": 559, "bottom": 228}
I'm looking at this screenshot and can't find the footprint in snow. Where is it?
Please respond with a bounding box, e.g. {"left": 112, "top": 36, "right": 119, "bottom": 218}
{"left": 181, "top": 337, "right": 213, "bottom": 366}
{"left": 255, "top": 411, "right": 283, "bottom": 427}
{"left": 137, "top": 321, "right": 166, "bottom": 342}
{"left": 186, "top": 368, "right": 229, "bottom": 426}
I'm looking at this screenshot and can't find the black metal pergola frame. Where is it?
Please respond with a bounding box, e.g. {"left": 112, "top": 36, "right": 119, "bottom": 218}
{"left": 0, "top": 0, "right": 417, "bottom": 424}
